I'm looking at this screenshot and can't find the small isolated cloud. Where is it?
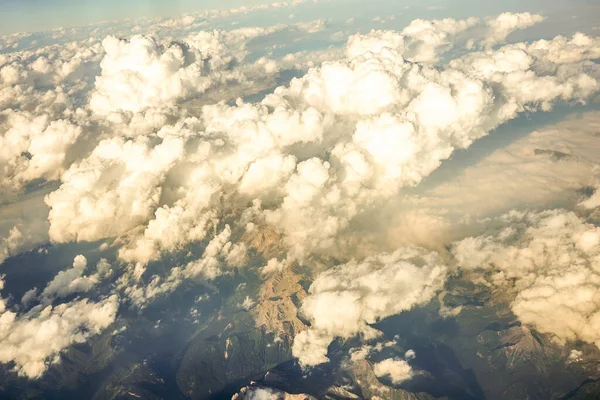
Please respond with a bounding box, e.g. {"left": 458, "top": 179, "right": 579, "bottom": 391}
{"left": 40, "top": 254, "right": 98, "bottom": 304}
{"left": 482, "top": 12, "right": 545, "bottom": 48}
{"left": 233, "top": 386, "right": 315, "bottom": 400}
{"left": 373, "top": 358, "right": 414, "bottom": 384}
{"left": 261, "top": 258, "right": 287, "bottom": 275}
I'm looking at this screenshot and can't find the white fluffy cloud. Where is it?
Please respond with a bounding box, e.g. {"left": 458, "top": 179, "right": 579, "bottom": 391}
{"left": 346, "top": 13, "right": 545, "bottom": 64}
{"left": 452, "top": 209, "right": 600, "bottom": 348}
{"left": 89, "top": 31, "right": 251, "bottom": 113}
{"left": 0, "top": 189, "right": 50, "bottom": 266}
{"left": 0, "top": 112, "right": 82, "bottom": 194}
{"left": 89, "top": 21, "right": 334, "bottom": 114}
{"left": 373, "top": 358, "right": 414, "bottom": 384}
{"left": 292, "top": 247, "right": 447, "bottom": 366}
{"left": 233, "top": 386, "right": 315, "bottom": 400}
{"left": 482, "top": 12, "right": 545, "bottom": 48}
{"left": 39, "top": 255, "right": 101, "bottom": 304}
{"left": 0, "top": 226, "right": 28, "bottom": 265}
{"left": 580, "top": 188, "right": 600, "bottom": 210}
{"left": 34, "top": 17, "right": 599, "bottom": 301}
{"left": 0, "top": 285, "right": 118, "bottom": 378}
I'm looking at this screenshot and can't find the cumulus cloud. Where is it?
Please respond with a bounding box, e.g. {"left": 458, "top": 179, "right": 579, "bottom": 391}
{"left": 0, "top": 190, "right": 50, "bottom": 266}
{"left": 34, "top": 17, "right": 600, "bottom": 309}
{"left": 261, "top": 258, "right": 287, "bottom": 275}
{"left": 348, "top": 339, "right": 399, "bottom": 361}
{"left": 0, "top": 226, "right": 28, "bottom": 265}
{"left": 346, "top": 13, "right": 545, "bottom": 64}
{"left": 89, "top": 30, "right": 257, "bottom": 113}
{"left": 452, "top": 209, "right": 600, "bottom": 348}
{"left": 45, "top": 132, "right": 187, "bottom": 244}
{"left": 0, "top": 284, "right": 118, "bottom": 378}
{"left": 292, "top": 247, "right": 447, "bottom": 366}
{"left": 233, "top": 386, "right": 315, "bottom": 400}
{"left": 39, "top": 255, "right": 101, "bottom": 305}
{"left": 580, "top": 188, "right": 600, "bottom": 209}
{"left": 346, "top": 16, "right": 479, "bottom": 63}
{"left": 0, "top": 112, "right": 82, "bottom": 192}
{"left": 481, "top": 12, "right": 545, "bottom": 48}
{"left": 373, "top": 358, "right": 414, "bottom": 384}
{"left": 89, "top": 21, "right": 333, "bottom": 114}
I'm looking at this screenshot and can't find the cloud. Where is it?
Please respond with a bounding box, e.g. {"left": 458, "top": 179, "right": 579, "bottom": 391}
{"left": 233, "top": 386, "right": 315, "bottom": 400}
{"left": 373, "top": 358, "right": 414, "bottom": 384}
{"left": 0, "top": 284, "right": 118, "bottom": 378}
{"left": 346, "top": 16, "right": 479, "bottom": 63}
{"left": 346, "top": 13, "right": 545, "bottom": 64}
{"left": 0, "top": 189, "right": 50, "bottom": 266}
{"left": 89, "top": 22, "right": 330, "bottom": 114}
{"left": 0, "top": 226, "right": 28, "bottom": 265}
{"left": 123, "top": 225, "right": 246, "bottom": 307}
{"left": 89, "top": 32, "right": 246, "bottom": 113}
{"left": 580, "top": 188, "right": 600, "bottom": 209}
{"left": 348, "top": 339, "right": 399, "bottom": 361}
{"left": 292, "top": 247, "right": 447, "bottom": 366}
{"left": 0, "top": 112, "right": 82, "bottom": 195}
{"left": 45, "top": 133, "right": 187, "bottom": 244}
{"left": 36, "top": 17, "right": 600, "bottom": 299}
{"left": 482, "top": 12, "right": 545, "bottom": 48}
{"left": 452, "top": 209, "right": 600, "bottom": 348}
{"left": 38, "top": 255, "right": 103, "bottom": 305}
{"left": 376, "top": 110, "right": 600, "bottom": 255}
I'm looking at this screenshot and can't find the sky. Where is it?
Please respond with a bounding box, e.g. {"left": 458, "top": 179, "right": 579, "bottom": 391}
{"left": 0, "top": 0, "right": 271, "bottom": 34}
{"left": 1, "top": 0, "right": 599, "bottom": 35}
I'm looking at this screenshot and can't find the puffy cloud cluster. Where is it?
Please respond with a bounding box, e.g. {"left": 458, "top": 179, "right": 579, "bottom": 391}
{"left": 261, "top": 31, "right": 599, "bottom": 259}
{"left": 90, "top": 26, "right": 285, "bottom": 113}
{"left": 348, "top": 339, "right": 399, "bottom": 361}
{"left": 580, "top": 188, "right": 600, "bottom": 210}
{"left": 45, "top": 132, "right": 187, "bottom": 244}
{"left": 346, "top": 12, "right": 545, "bottom": 64}
{"left": 0, "top": 40, "right": 104, "bottom": 195}
{"left": 0, "top": 112, "right": 82, "bottom": 192}
{"left": 0, "top": 39, "right": 103, "bottom": 99}
{"left": 0, "top": 252, "right": 117, "bottom": 378}
{"left": 292, "top": 247, "right": 447, "bottom": 366}
{"left": 233, "top": 386, "right": 315, "bottom": 400}
{"left": 0, "top": 277, "right": 118, "bottom": 378}
{"left": 452, "top": 209, "right": 600, "bottom": 348}
{"left": 39, "top": 18, "right": 600, "bottom": 281}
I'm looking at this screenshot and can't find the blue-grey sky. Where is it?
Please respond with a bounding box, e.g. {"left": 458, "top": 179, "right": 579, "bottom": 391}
{"left": 1, "top": 0, "right": 599, "bottom": 36}
{"left": 0, "top": 0, "right": 271, "bottom": 34}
